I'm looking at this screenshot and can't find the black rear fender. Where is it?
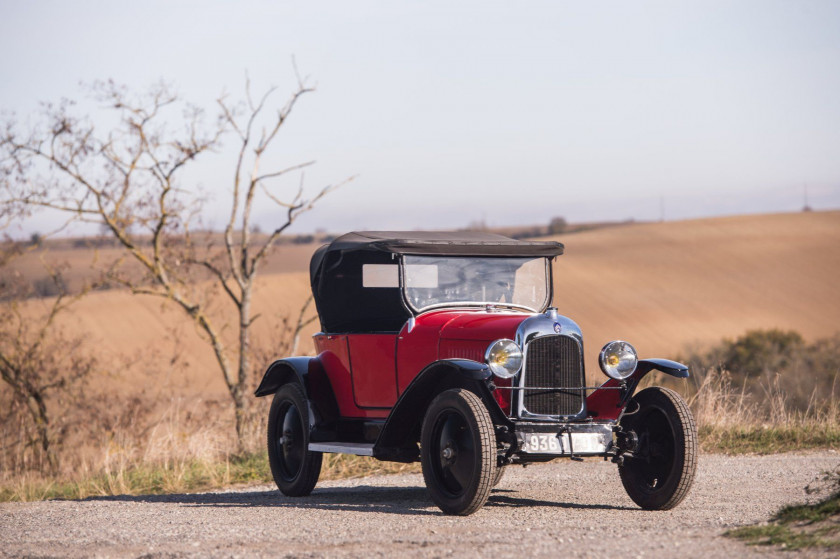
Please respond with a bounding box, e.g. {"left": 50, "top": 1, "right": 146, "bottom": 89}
{"left": 255, "top": 358, "right": 308, "bottom": 397}
{"left": 254, "top": 357, "right": 340, "bottom": 430}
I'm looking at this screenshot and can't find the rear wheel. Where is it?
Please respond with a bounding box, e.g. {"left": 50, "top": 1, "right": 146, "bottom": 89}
{"left": 618, "top": 386, "right": 697, "bottom": 510}
{"left": 421, "top": 389, "right": 497, "bottom": 515}
{"left": 267, "top": 383, "right": 322, "bottom": 496}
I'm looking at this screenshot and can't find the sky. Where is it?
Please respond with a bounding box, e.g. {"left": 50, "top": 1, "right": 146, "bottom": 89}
{"left": 1, "top": 0, "right": 839, "bottom": 234}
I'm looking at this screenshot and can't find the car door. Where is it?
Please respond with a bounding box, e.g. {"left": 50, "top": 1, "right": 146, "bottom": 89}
{"left": 346, "top": 333, "right": 398, "bottom": 409}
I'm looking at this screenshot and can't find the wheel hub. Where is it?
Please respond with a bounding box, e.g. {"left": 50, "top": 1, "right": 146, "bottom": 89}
{"left": 275, "top": 404, "right": 305, "bottom": 481}
{"left": 281, "top": 429, "right": 295, "bottom": 447}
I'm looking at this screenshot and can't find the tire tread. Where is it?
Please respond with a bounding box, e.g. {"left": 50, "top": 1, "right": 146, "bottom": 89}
{"left": 619, "top": 386, "right": 697, "bottom": 510}
{"left": 421, "top": 388, "right": 497, "bottom": 515}
{"left": 267, "top": 382, "right": 323, "bottom": 497}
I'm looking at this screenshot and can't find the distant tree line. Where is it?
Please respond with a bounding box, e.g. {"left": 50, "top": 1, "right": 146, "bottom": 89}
{"left": 464, "top": 216, "right": 568, "bottom": 239}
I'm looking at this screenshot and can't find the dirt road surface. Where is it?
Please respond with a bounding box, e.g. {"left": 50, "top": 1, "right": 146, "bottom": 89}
{"left": 2, "top": 452, "right": 838, "bottom": 558}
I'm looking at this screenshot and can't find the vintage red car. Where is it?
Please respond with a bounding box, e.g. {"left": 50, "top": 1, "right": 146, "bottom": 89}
{"left": 256, "top": 231, "right": 697, "bottom": 515}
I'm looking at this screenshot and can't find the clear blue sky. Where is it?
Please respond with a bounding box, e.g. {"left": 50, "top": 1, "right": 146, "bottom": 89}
{"left": 2, "top": 0, "right": 839, "bottom": 234}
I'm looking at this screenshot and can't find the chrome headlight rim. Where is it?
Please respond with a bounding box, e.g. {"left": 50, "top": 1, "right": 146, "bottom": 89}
{"left": 599, "top": 340, "right": 638, "bottom": 380}
{"left": 484, "top": 338, "right": 523, "bottom": 379}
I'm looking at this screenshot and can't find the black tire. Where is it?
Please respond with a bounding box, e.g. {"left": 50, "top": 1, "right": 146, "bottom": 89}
{"left": 267, "top": 383, "right": 322, "bottom": 496}
{"left": 618, "top": 386, "right": 697, "bottom": 510}
{"left": 491, "top": 465, "right": 506, "bottom": 487}
{"left": 421, "top": 388, "right": 497, "bottom": 515}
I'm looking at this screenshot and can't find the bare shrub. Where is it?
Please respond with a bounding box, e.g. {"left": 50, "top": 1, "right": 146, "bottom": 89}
{"left": 681, "top": 330, "right": 840, "bottom": 413}
{"left": 688, "top": 364, "right": 838, "bottom": 424}
{"left": 1, "top": 74, "right": 351, "bottom": 450}
{"left": 0, "top": 268, "right": 95, "bottom": 474}
{"left": 31, "top": 275, "right": 67, "bottom": 297}
{"left": 1, "top": 281, "right": 317, "bottom": 494}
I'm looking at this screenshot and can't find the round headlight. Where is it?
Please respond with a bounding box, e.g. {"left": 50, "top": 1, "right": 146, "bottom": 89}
{"left": 485, "top": 339, "right": 522, "bottom": 379}
{"left": 599, "top": 340, "right": 638, "bottom": 380}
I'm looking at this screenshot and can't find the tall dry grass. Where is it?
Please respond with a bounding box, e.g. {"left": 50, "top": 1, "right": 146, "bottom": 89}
{"left": 4, "top": 330, "right": 839, "bottom": 502}
{"left": 685, "top": 366, "right": 840, "bottom": 453}
{"left": 0, "top": 393, "right": 418, "bottom": 502}
{"left": 5, "top": 366, "right": 835, "bottom": 502}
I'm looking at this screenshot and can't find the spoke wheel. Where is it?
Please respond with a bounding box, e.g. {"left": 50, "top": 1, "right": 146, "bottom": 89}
{"left": 421, "top": 388, "right": 497, "bottom": 515}
{"left": 618, "top": 386, "right": 697, "bottom": 510}
{"left": 267, "top": 383, "right": 322, "bottom": 496}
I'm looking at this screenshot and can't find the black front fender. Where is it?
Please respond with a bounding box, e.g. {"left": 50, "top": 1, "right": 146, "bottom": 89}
{"left": 621, "top": 359, "right": 690, "bottom": 407}
{"left": 374, "top": 359, "right": 510, "bottom": 461}
{"left": 586, "top": 358, "right": 689, "bottom": 420}
{"left": 634, "top": 358, "right": 689, "bottom": 379}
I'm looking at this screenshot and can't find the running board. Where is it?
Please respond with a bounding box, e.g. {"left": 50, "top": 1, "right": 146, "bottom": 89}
{"left": 308, "top": 442, "right": 375, "bottom": 456}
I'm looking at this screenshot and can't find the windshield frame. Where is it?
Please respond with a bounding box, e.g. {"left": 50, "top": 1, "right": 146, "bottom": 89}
{"left": 399, "top": 255, "right": 554, "bottom": 315}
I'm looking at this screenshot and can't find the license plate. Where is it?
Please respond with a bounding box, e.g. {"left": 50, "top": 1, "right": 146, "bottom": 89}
{"left": 520, "top": 432, "right": 608, "bottom": 455}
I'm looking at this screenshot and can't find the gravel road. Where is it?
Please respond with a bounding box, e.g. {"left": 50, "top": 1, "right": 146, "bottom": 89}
{"left": 2, "top": 451, "right": 838, "bottom": 558}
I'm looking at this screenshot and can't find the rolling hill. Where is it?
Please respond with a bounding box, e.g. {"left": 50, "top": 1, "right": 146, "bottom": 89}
{"left": 28, "top": 210, "right": 840, "bottom": 397}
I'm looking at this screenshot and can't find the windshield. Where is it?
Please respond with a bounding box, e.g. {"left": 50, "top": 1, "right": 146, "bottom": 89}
{"left": 403, "top": 255, "right": 550, "bottom": 313}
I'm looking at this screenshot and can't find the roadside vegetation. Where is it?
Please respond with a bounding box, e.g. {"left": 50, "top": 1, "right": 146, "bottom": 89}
{"left": 2, "top": 328, "right": 837, "bottom": 502}
{"left": 0, "top": 453, "right": 419, "bottom": 502}
{"left": 726, "top": 465, "right": 840, "bottom": 551}
{"left": 679, "top": 330, "right": 840, "bottom": 454}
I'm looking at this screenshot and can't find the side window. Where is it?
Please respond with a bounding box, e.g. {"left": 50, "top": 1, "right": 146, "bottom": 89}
{"left": 362, "top": 264, "right": 399, "bottom": 288}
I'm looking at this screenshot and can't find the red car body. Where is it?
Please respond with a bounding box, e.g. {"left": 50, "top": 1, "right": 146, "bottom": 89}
{"left": 256, "top": 231, "right": 697, "bottom": 515}
{"left": 312, "top": 310, "right": 630, "bottom": 421}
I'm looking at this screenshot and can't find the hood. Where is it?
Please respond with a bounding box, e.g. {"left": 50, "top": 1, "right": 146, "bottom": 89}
{"left": 438, "top": 311, "right": 530, "bottom": 342}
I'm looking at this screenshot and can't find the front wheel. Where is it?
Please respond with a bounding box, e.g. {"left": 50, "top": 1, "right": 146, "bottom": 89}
{"left": 492, "top": 465, "right": 506, "bottom": 487}
{"left": 267, "top": 383, "right": 322, "bottom": 496}
{"left": 421, "top": 388, "right": 497, "bottom": 515}
{"left": 618, "top": 386, "right": 697, "bottom": 510}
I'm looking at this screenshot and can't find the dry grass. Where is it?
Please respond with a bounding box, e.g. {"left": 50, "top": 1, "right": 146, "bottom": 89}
{"left": 686, "top": 366, "right": 840, "bottom": 454}
{"left": 0, "top": 396, "right": 420, "bottom": 502}
{"left": 2, "top": 363, "right": 836, "bottom": 502}
{"left": 0, "top": 454, "right": 419, "bottom": 503}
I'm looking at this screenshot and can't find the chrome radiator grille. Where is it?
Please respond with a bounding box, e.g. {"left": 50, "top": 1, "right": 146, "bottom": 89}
{"left": 521, "top": 335, "right": 585, "bottom": 416}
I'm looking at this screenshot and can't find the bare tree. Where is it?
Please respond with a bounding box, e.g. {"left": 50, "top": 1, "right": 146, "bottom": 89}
{"left": 0, "top": 75, "right": 347, "bottom": 449}
{"left": 0, "top": 243, "right": 94, "bottom": 472}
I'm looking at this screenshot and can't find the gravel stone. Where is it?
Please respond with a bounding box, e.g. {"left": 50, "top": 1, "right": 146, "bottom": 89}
{"left": 1, "top": 451, "right": 838, "bottom": 558}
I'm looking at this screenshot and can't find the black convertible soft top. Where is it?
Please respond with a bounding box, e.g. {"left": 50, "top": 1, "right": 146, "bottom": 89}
{"left": 309, "top": 231, "right": 563, "bottom": 333}
{"left": 319, "top": 231, "right": 564, "bottom": 257}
